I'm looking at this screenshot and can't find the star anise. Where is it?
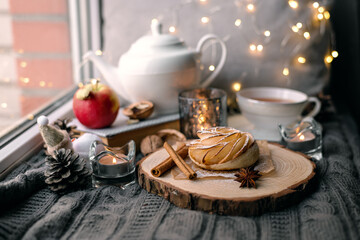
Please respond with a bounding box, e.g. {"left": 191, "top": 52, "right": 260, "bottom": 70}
{"left": 234, "top": 167, "right": 261, "bottom": 188}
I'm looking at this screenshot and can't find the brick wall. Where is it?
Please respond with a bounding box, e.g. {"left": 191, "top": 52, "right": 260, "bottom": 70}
{"left": 3, "top": 0, "right": 73, "bottom": 120}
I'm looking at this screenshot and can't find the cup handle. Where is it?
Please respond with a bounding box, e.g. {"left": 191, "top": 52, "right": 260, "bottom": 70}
{"left": 304, "top": 97, "right": 321, "bottom": 118}
{"left": 196, "top": 34, "right": 227, "bottom": 88}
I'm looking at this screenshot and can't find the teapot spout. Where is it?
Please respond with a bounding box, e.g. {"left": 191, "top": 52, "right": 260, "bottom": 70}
{"left": 83, "top": 51, "right": 131, "bottom": 101}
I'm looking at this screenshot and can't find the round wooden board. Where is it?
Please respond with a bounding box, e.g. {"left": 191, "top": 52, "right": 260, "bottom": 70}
{"left": 137, "top": 143, "right": 316, "bottom": 216}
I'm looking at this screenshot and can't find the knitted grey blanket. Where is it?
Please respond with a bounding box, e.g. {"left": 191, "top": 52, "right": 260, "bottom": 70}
{"left": 0, "top": 113, "right": 359, "bottom": 240}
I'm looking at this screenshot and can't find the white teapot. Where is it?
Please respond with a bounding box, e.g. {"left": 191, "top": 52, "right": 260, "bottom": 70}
{"left": 83, "top": 20, "right": 227, "bottom": 114}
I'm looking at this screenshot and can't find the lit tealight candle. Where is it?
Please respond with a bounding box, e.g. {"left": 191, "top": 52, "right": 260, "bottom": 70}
{"left": 290, "top": 131, "right": 315, "bottom": 142}
{"left": 287, "top": 131, "right": 316, "bottom": 152}
{"left": 99, "top": 156, "right": 124, "bottom": 165}
{"left": 279, "top": 118, "right": 322, "bottom": 159}
{"left": 98, "top": 155, "right": 128, "bottom": 177}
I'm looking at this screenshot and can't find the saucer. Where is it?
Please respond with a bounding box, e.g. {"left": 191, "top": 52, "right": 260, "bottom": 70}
{"left": 228, "top": 114, "right": 282, "bottom": 142}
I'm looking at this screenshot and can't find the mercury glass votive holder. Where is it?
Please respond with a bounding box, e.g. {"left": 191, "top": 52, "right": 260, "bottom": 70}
{"left": 89, "top": 140, "right": 136, "bottom": 188}
{"left": 279, "top": 117, "right": 322, "bottom": 160}
{"left": 179, "top": 88, "right": 227, "bottom": 139}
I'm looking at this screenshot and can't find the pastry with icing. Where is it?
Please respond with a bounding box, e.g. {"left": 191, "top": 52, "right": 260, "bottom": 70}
{"left": 188, "top": 127, "right": 259, "bottom": 170}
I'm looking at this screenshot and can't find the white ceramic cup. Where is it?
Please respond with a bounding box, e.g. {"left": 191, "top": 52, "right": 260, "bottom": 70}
{"left": 236, "top": 87, "right": 321, "bottom": 133}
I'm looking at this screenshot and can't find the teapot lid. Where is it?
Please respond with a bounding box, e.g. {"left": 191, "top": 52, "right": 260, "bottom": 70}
{"left": 130, "top": 20, "right": 184, "bottom": 49}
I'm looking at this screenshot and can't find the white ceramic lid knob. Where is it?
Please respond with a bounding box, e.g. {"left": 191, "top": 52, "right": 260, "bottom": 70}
{"left": 151, "top": 19, "right": 162, "bottom": 36}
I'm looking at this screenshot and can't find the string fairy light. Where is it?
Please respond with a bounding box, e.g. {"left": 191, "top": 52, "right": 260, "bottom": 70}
{"left": 303, "top": 32, "right": 311, "bottom": 39}
{"left": 325, "top": 55, "right": 333, "bottom": 63}
{"left": 331, "top": 51, "right": 339, "bottom": 58}
{"left": 292, "top": 25, "right": 299, "bottom": 32}
{"left": 20, "top": 77, "right": 30, "bottom": 84}
{"left": 232, "top": 82, "right": 241, "bottom": 92}
{"left": 297, "top": 57, "right": 306, "bottom": 64}
{"left": 27, "top": 114, "right": 34, "bottom": 120}
{"left": 288, "top": 0, "right": 298, "bottom": 9}
{"left": 249, "top": 44, "right": 256, "bottom": 52}
{"left": 324, "top": 11, "right": 330, "bottom": 20}
{"left": 249, "top": 44, "right": 263, "bottom": 53}
{"left": 234, "top": 19, "right": 242, "bottom": 27}
{"left": 20, "top": 61, "right": 27, "bottom": 68}
{"left": 283, "top": 67, "right": 290, "bottom": 76}
{"left": 201, "top": 17, "right": 209, "bottom": 24}
{"left": 95, "top": 50, "right": 103, "bottom": 56}
{"left": 1, "top": 103, "right": 7, "bottom": 108}
{"left": 246, "top": 4, "right": 255, "bottom": 12}
{"left": 169, "top": 26, "right": 176, "bottom": 33}
{"left": 158, "top": 0, "right": 338, "bottom": 92}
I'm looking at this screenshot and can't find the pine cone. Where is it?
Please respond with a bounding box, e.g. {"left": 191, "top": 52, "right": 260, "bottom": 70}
{"left": 53, "top": 118, "right": 80, "bottom": 139}
{"left": 44, "top": 148, "right": 92, "bottom": 192}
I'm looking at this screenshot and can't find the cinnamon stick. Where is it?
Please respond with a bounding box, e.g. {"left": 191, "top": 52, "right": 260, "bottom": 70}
{"left": 151, "top": 143, "right": 188, "bottom": 177}
{"left": 163, "top": 142, "right": 197, "bottom": 180}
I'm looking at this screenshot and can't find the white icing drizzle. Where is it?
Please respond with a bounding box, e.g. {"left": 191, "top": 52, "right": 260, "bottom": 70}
{"left": 189, "top": 127, "right": 255, "bottom": 165}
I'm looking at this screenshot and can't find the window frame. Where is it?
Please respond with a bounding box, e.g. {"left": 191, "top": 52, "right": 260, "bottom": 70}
{"left": 0, "top": 0, "right": 101, "bottom": 178}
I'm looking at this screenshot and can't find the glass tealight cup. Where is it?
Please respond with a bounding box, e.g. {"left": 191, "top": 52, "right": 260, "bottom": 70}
{"left": 178, "top": 88, "right": 227, "bottom": 139}
{"left": 89, "top": 140, "right": 136, "bottom": 188}
{"left": 279, "top": 117, "right": 322, "bottom": 160}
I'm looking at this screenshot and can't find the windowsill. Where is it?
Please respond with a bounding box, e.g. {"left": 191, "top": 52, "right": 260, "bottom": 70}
{"left": 0, "top": 99, "right": 73, "bottom": 179}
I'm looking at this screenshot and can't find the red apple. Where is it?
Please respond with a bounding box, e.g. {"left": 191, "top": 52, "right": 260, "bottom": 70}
{"left": 73, "top": 82, "right": 120, "bottom": 129}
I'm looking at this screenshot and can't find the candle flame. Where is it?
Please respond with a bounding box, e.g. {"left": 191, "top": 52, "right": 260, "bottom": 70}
{"left": 299, "top": 134, "right": 305, "bottom": 141}
{"left": 112, "top": 158, "right": 117, "bottom": 164}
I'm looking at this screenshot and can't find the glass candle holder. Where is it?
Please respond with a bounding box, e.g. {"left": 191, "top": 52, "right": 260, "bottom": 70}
{"left": 179, "top": 88, "right": 227, "bottom": 139}
{"left": 279, "top": 117, "right": 322, "bottom": 160}
{"left": 89, "top": 140, "right": 136, "bottom": 188}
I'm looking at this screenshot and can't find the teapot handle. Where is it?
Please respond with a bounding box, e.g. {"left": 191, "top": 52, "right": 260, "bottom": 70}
{"left": 196, "top": 34, "right": 227, "bottom": 88}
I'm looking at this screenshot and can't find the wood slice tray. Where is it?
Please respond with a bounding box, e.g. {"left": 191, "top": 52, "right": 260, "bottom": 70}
{"left": 137, "top": 143, "right": 316, "bottom": 216}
